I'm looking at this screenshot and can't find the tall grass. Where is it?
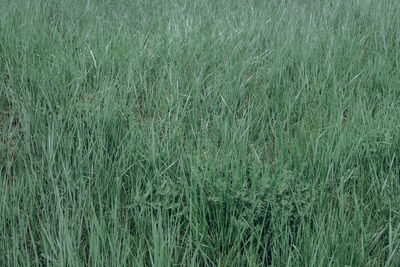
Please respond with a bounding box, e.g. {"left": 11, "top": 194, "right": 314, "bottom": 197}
{"left": 1, "top": 0, "right": 400, "bottom": 265}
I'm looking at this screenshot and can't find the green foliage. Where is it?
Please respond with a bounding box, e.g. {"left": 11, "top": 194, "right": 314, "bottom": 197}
{"left": 1, "top": 0, "right": 400, "bottom": 265}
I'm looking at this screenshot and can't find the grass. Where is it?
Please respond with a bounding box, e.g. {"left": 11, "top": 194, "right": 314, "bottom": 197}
{"left": 1, "top": 0, "right": 400, "bottom": 265}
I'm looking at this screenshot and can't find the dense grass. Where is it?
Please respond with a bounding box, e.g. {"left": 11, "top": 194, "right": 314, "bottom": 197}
{"left": 1, "top": 0, "right": 400, "bottom": 265}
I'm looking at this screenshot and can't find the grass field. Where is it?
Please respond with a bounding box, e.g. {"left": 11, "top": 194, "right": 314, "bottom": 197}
{"left": 1, "top": 0, "right": 400, "bottom": 266}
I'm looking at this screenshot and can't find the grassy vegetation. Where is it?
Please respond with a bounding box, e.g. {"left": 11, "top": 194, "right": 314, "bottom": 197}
{"left": 1, "top": 0, "right": 400, "bottom": 265}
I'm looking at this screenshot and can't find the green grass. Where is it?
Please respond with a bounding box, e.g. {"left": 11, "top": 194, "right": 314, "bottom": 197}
{"left": 1, "top": 0, "right": 400, "bottom": 265}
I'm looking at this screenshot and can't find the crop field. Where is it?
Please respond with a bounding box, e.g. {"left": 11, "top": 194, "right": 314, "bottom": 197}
{"left": 1, "top": 0, "right": 400, "bottom": 266}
